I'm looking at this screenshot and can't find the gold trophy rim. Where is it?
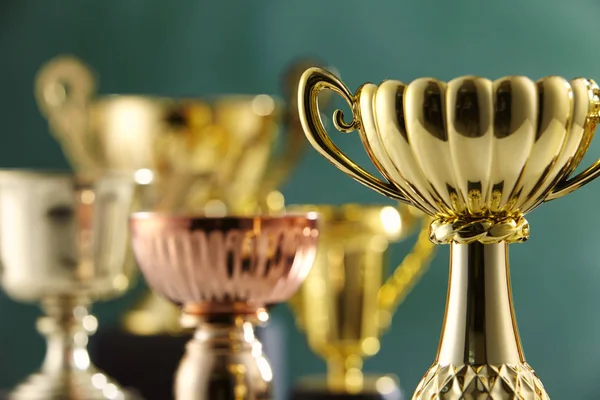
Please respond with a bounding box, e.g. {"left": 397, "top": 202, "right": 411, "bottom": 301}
{"left": 297, "top": 66, "right": 600, "bottom": 245}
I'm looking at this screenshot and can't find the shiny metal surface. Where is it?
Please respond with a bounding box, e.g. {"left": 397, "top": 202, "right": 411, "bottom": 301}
{"left": 297, "top": 67, "right": 600, "bottom": 399}
{"left": 36, "top": 55, "right": 331, "bottom": 336}
{"left": 36, "top": 55, "right": 327, "bottom": 215}
{"left": 36, "top": 56, "right": 282, "bottom": 213}
{"left": 175, "top": 313, "right": 272, "bottom": 400}
{"left": 0, "top": 170, "right": 138, "bottom": 400}
{"left": 129, "top": 213, "right": 319, "bottom": 400}
{"left": 287, "top": 204, "right": 434, "bottom": 395}
{"left": 298, "top": 67, "right": 600, "bottom": 243}
{"left": 414, "top": 243, "right": 546, "bottom": 398}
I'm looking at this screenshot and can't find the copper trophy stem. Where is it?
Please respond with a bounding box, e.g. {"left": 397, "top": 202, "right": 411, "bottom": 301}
{"left": 175, "top": 311, "right": 271, "bottom": 400}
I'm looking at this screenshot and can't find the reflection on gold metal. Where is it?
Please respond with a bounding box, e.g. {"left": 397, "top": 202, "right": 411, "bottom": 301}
{"left": 298, "top": 67, "right": 600, "bottom": 399}
{"left": 35, "top": 55, "right": 332, "bottom": 336}
{"left": 0, "top": 171, "right": 139, "bottom": 400}
{"left": 129, "top": 213, "right": 319, "bottom": 399}
{"left": 287, "top": 203, "right": 435, "bottom": 398}
{"left": 36, "top": 56, "right": 288, "bottom": 214}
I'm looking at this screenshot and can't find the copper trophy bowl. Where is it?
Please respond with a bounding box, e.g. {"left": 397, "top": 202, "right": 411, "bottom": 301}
{"left": 129, "top": 213, "right": 319, "bottom": 400}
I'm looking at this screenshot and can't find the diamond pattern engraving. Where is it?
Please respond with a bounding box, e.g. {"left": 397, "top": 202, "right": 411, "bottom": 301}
{"left": 412, "top": 363, "right": 549, "bottom": 399}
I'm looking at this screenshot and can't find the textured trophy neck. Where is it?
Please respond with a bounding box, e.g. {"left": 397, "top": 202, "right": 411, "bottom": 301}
{"left": 39, "top": 297, "right": 94, "bottom": 374}
{"left": 7, "top": 296, "right": 140, "bottom": 400}
{"left": 192, "top": 314, "right": 261, "bottom": 350}
{"left": 175, "top": 313, "right": 272, "bottom": 400}
{"left": 413, "top": 242, "right": 548, "bottom": 398}
{"left": 437, "top": 242, "right": 523, "bottom": 366}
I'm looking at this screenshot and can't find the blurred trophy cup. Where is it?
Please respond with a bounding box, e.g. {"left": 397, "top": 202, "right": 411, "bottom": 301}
{"left": 128, "top": 213, "right": 319, "bottom": 400}
{"left": 298, "top": 67, "right": 600, "bottom": 399}
{"left": 287, "top": 204, "right": 435, "bottom": 400}
{"left": 0, "top": 170, "right": 138, "bottom": 399}
{"left": 35, "top": 55, "right": 334, "bottom": 337}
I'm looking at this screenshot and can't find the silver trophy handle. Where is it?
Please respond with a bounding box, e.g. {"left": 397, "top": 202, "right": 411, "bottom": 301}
{"left": 35, "top": 55, "right": 99, "bottom": 174}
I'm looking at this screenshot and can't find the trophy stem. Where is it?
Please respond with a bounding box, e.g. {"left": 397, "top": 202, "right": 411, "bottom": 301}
{"left": 175, "top": 311, "right": 272, "bottom": 400}
{"left": 413, "top": 242, "right": 548, "bottom": 399}
{"left": 326, "top": 355, "right": 364, "bottom": 391}
{"left": 436, "top": 242, "right": 524, "bottom": 366}
{"left": 8, "top": 296, "right": 140, "bottom": 400}
{"left": 39, "top": 296, "right": 95, "bottom": 375}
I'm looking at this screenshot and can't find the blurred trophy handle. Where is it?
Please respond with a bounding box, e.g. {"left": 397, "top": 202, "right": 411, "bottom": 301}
{"left": 290, "top": 209, "right": 436, "bottom": 333}
{"left": 376, "top": 214, "right": 436, "bottom": 330}
{"left": 35, "top": 55, "right": 99, "bottom": 175}
{"left": 258, "top": 59, "right": 337, "bottom": 201}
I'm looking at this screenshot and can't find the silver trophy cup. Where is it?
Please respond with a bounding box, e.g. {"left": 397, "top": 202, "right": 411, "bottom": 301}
{"left": 0, "top": 170, "right": 140, "bottom": 400}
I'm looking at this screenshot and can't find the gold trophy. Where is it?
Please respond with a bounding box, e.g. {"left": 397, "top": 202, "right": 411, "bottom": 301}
{"left": 128, "top": 213, "right": 319, "bottom": 399}
{"left": 287, "top": 204, "right": 435, "bottom": 400}
{"left": 0, "top": 170, "right": 138, "bottom": 399}
{"left": 35, "top": 55, "right": 332, "bottom": 335}
{"left": 297, "top": 67, "right": 600, "bottom": 399}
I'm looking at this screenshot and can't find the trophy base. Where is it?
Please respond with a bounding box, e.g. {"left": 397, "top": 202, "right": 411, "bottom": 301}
{"left": 290, "top": 375, "right": 403, "bottom": 400}
{"left": 413, "top": 362, "right": 549, "bottom": 399}
{"left": 6, "top": 369, "right": 142, "bottom": 400}
{"left": 90, "top": 327, "right": 190, "bottom": 400}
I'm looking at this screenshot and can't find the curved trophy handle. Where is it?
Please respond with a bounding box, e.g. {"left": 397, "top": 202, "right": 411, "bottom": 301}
{"left": 377, "top": 215, "right": 436, "bottom": 328}
{"left": 35, "top": 55, "right": 99, "bottom": 174}
{"left": 298, "top": 67, "right": 409, "bottom": 202}
{"left": 545, "top": 86, "right": 600, "bottom": 201}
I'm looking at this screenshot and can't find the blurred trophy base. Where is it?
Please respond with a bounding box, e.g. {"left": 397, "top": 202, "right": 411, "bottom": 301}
{"left": 89, "top": 324, "right": 283, "bottom": 400}
{"left": 290, "top": 375, "right": 403, "bottom": 400}
{"left": 90, "top": 327, "right": 190, "bottom": 400}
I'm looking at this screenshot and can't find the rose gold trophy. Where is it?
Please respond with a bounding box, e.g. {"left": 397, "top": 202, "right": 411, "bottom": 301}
{"left": 297, "top": 67, "right": 600, "bottom": 399}
{"left": 128, "top": 213, "right": 319, "bottom": 400}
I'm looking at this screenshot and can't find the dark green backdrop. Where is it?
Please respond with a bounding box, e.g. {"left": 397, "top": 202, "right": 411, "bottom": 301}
{"left": 1, "top": 1, "right": 600, "bottom": 399}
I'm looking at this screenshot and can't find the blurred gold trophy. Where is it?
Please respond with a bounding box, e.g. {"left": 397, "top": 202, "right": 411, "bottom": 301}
{"left": 298, "top": 67, "right": 600, "bottom": 399}
{"left": 128, "top": 213, "right": 319, "bottom": 399}
{"left": 0, "top": 171, "right": 138, "bottom": 399}
{"left": 287, "top": 204, "right": 435, "bottom": 400}
{"left": 35, "top": 55, "right": 332, "bottom": 335}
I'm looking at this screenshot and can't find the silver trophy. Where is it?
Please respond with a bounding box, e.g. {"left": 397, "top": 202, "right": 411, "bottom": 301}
{"left": 0, "top": 170, "right": 139, "bottom": 400}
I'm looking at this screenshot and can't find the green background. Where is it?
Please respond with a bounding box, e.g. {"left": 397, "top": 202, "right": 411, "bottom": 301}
{"left": 2, "top": 1, "right": 600, "bottom": 399}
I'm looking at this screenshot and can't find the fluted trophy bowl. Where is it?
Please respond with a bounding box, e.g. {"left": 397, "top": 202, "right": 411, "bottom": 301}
{"left": 0, "top": 170, "right": 139, "bottom": 400}
{"left": 129, "top": 213, "right": 319, "bottom": 400}
{"left": 301, "top": 68, "right": 600, "bottom": 243}
{"left": 298, "top": 67, "right": 600, "bottom": 400}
